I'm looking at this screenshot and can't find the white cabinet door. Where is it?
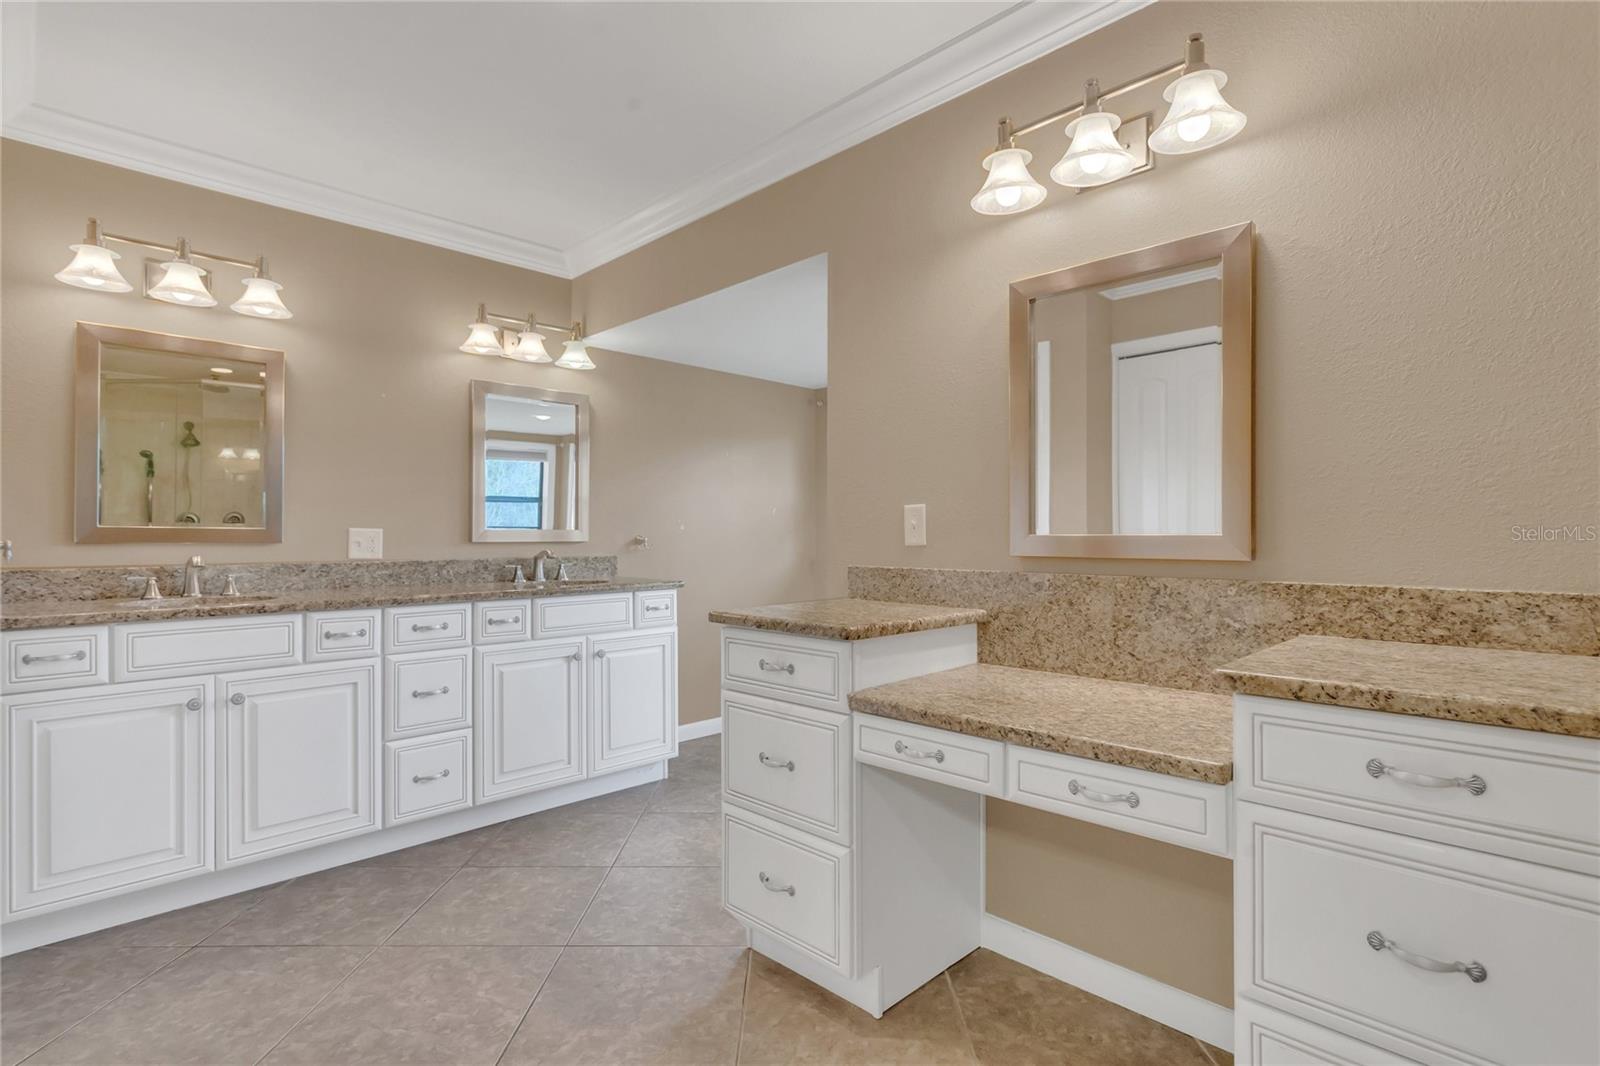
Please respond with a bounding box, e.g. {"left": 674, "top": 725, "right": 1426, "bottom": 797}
{"left": 475, "top": 640, "right": 586, "bottom": 803}
{"left": 5, "top": 677, "right": 211, "bottom": 918}
{"left": 217, "top": 660, "right": 379, "bottom": 867}
{"left": 590, "top": 630, "right": 677, "bottom": 774}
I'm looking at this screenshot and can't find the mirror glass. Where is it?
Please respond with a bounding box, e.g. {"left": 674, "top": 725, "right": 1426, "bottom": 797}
{"left": 471, "top": 380, "right": 589, "bottom": 542}
{"left": 76, "top": 323, "right": 284, "bottom": 543}
{"left": 1030, "top": 258, "right": 1222, "bottom": 536}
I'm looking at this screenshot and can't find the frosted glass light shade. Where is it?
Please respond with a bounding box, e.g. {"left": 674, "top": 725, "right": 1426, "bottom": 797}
{"left": 1050, "top": 112, "right": 1137, "bottom": 187}
{"left": 1149, "top": 69, "right": 1246, "bottom": 155}
{"left": 231, "top": 276, "right": 293, "bottom": 319}
{"left": 56, "top": 243, "right": 134, "bottom": 292}
{"left": 554, "top": 339, "right": 595, "bottom": 370}
{"left": 148, "top": 260, "right": 217, "bottom": 307}
{"left": 460, "top": 321, "right": 505, "bottom": 355}
{"left": 970, "top": 147, "right": 1046, "bottom": 215}
{"left": 507, "top": 330, "right": 552, "bottom": 363}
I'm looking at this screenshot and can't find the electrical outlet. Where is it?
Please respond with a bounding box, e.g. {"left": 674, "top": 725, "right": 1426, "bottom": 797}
{"left": 903, "top": 504, "right": 927, "bottom": 547}
{"left": 348, "top": 528, "right": 383, "bottom": 559}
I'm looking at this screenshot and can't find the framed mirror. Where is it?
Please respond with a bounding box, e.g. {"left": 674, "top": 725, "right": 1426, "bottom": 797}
{"left": 470, "top": 380, "right": 590, "bottom": 543}
{"left": 75, "top": 322, "right": 284, "bottom": 543}
{"left": 1009, "top": 223, "right": 1253, "bottom": 560}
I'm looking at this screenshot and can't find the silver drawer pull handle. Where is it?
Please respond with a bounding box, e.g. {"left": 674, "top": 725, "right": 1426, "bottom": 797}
{"left": 486, "top": 616, "right": 521, "bottom": 626}
{"left": 411, "top": 685, "right": 450, "bottom": 698}
{"left": 758, "top": 872, "right": 795, "bottom": 896}
{"left": 20, "top": 650, "right": 87, "bottom": 665}
{"left": 323, "top": 628, "right": 367, "bottom": 640}
{"left": 412, "top": 768, "right": 451, "bottom": 784}
{"left": 758, "top": 658, "right": 795, "bottom": 675}
{"left": 410, "top": 622, "right": 450, "bottom": 632}
{"left": 1067, "top": 779, "right": 1140, "bottom": 808}
{"left": 758, "top": 752, "right": 795, "bottom": 772}
{"left": 646, "top": 604, "right": 669, "bottom": 612}
{"left": 894, "top": 739, "right": 945, "bottom": 764}
{"left": 1366, "top": 931, "right": 1486, "bottom": 983}
{"left": 1366, "top": 759, "right": 1486, "bottom": 796}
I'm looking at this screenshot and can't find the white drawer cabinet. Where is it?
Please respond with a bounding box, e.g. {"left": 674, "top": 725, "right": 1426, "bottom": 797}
{"left": 590, "top": 629, "right": 677, "bottom": 774}
{"left": 853, "top": 712, "right": 1006, "bottom": 797}
{"left": 4, "top": 677, "right": 212, "bottom": 918}
{"left": 474, "top": 600, "right": 532, "bottom": 645}
{"left": 385, "top": 648, "right": 471, "bottom": 739}
{"left": 475, "top": 640, "right": 586, "bottom": 802}
{"left": 113, "top": 615, "right": 302, "bottom": 681}
{"left": 1237, "top": 1000, "right": 1415, "bottom": 1065}
{"left": 724, "top": 806, "right": 853, "bottom": 975}
{"left": 3, "top": 626, "right": 109, "bottom": 693}
{"left": 306, "top": 610, "right": 381, "bottom": 662}
{"left": 722, "top": 629, "right": 850, "bottom": 712}
{"left": 723, "top": 691, "right": 851, "bottom": 844}
{"left": 535, "top": 593, "right": 632, "bottom": 638}
{"left": 217, "top": 660, "right": 380, "bottom": 866}
{"left": 385, "top": 730, "right": 472, "bottom": 825}
{"left": 635, "top": 589, "right": 677, "bottom": 628}
{"left": 384, "top": 603, "right": 470, "bottom": 653}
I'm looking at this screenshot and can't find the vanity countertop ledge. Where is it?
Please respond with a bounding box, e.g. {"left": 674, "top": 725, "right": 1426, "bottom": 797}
{"left": 0, "top": 577, "right": 683, "bottom": 631}
{"left": 706, "top": 597, "right": 988, "bottom": 640}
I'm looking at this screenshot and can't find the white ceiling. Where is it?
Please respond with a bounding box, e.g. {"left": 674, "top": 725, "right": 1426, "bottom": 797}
{"left": 485, "top": 394, "right": 577, "bottom": 437}
{"left": 587, "top": 254, "right": 827, "bottom": 388}
{"left": 2, "top": 1, "right": 1139, "bottom": 278}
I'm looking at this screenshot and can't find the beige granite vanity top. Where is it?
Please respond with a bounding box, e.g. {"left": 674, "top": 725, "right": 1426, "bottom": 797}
{"left": 708, "top": 598, "right": 988, "bottom": 641}
{"left": 1218, "top": 635, "right": 1600, "bottom": 738}
{"left": 0, "top": 577, "right": 682, "bottom": 631}
{"left": 848, "top": 663, "right": 1233, "bottom": 784}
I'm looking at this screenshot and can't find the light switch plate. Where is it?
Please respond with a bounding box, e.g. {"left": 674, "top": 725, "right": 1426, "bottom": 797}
{"left": 903, "top": 504, "right": 927, "bottom": 547}
{"left": 348, "top": 528, "right": 383, "bottom": 559}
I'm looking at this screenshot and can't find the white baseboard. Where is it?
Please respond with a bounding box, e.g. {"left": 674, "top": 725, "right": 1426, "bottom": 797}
{"left": 679, "top": 716, "right": 722, "bottom": 742}
{"left": 980, "top": 913, "right": 1233, "bottom": 1053}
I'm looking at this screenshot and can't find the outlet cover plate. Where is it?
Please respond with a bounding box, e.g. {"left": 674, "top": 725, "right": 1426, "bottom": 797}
{"left": 904, "top": 504, "right": 926, "bottom": 547}
{"left": 348, "top": 528, "right": 383, "bottom": 559}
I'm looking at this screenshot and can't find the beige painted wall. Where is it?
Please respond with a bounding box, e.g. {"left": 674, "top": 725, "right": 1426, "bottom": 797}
{"left": 570, "top": 2, "right": 1600, "bottom": 1004}
{"left": 0, "top": 141, "right": 824, "bottom": 724}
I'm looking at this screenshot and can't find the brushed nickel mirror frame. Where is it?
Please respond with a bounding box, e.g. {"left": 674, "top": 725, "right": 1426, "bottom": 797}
{"left": 74, "top": 322, "right": 285, "bottom": 544}
{"left": 1009, "top": 222, "right": 1254, "bottom": 560}
{"left": 470, "top": 379, "right": 591, "bottom": 544}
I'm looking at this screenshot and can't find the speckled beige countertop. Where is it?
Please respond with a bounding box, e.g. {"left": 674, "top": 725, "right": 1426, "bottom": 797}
{"left": 1, "top": 578, "right": 682, "bottom": 631}
{"left": 1218, "top": 635, "right": 1600, "bottom": 738}
{"left": 848, "top": 664, "right": 1233, "bottom": 784}
{"left": 708, "top": 598, "right": 988, "bottom": 641}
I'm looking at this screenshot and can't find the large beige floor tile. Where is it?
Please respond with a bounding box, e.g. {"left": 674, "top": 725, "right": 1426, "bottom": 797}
{"left": 616, "top": 811, "right": 722, "bottom": 866}
{"left": 564, "top": 782, "right": 658, "bottom": 816}
{"left": 947, "top": 949, "right": 1213, "bottom": 1065}
{"left": 388, "top": 866, "right": 605, "bottom": 946}
{"left": 62, "top": 887, "right": 272, "bottom": 949}
{"left": 739, "top": 953, "right": 976, "bottom": 1064}
{"left": 25, "top": 945, "right": 367, "bottom": 1065}
{"left": 646, "top": 769, "right": 721, "bottom": 813}
{"left": 356, "top": 824, "right": 504, "bottom": 868}
{"left": 204, "top": 866, "right": 451, "bottom": 946}
{"left": 570, "top": 866, "right": 745, "bottom": 946}
{"left": 263, "top": 945, "right": 559, "bottom": 1064}
{"left": 470, "top": 808, "right": 638, "bottom": 867}
{"left": 500, "top": 946, "right": 746, "bottom": 1065}
{"left": 0, "top": 942, "right": 182, "bottom": 1066}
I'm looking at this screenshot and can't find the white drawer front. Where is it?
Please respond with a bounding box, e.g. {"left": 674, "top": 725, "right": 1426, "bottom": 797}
{"left": 386, "top": 730, "right": 472, "bottom": 825}
{"left": 1237, "top": 1000, "right": 1418, "bottom": 1066}
{"left": 384, "top": 603, "right": 470, "bottom": 653}
{"left": 533, "top": 594, "right": 632, "bottom": 638}
{"left": 723, "top": 692, "right": 850, "bottom": 844}
{"left": 723, "top": 808, "right": 852, "bottom": 973}
{"left": 722, "top": 630, "right": 848, "bottom": 711}
{"left": 853, "top": 713, "right": 1005, "bottom": 797}
{"left": 306, "top": 610, "right": 381, "bottom": 661}
{"left": 634, "top": 589, "right": 677, "bottom": 628}
{"left": 474, "top": 600, "right": 532, "bottom": 644}
{"left": 113, "top": 615, "right": 302, "bottom": 682}
{"left": 386, "top": 649, "right": 471, "bottom": 739}
{"left": 1239, "top": 805, "right": 1600, "bottom": 1066}
{"left": 1238, "top": 695, "right": 1600, "bottom": 875}
{"left": 3, "top": 626, "right": 109, "bottom": 692}
{"left": 1006, "top": 746, "right": 1231, "bottom": 856}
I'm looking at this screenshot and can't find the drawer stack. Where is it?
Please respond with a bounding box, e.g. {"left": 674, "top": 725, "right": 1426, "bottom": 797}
{"left": 382, "top": 603, "right": 477, "bottom": 826}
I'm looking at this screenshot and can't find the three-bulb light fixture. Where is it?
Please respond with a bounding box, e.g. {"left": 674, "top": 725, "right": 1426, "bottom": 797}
{"left": 971, "top": 32, "right": 1246, "bottom": 215}
{"left": 459, "top": 304, "right": 595, "bottom": 370}
{"left": 54, "top": 218, "right": 293, "bottom": 318}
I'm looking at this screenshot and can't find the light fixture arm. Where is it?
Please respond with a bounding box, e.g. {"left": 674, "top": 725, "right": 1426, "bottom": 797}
{"left": 86, "top": 216, "right": 264, "bottom": 271}
{"left": 479, "top": 305, "right": 579, "bottom": 339}
{"left": 1004, "top": 44, "right": 1195, "bottom": 142}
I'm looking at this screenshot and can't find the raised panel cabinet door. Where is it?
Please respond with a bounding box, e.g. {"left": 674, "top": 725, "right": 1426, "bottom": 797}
{"left": 590, "top": 630, "right": 677, "bottom": 774}
{"left": 5, "top": 678, "right": 211, "bottom": 918}
{"left": 217, "top": 660, "right": 379, "bottom": 867}
{"left": 475, "top": 640, "right": 586, "bottom": 803}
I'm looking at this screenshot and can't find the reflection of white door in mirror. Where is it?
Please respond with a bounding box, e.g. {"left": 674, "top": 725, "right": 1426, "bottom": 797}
{"left": 470, "top": 381, "right": 589, "bottom": 543}
{"left": 1112, "top": 328, "right": 1221, "bottom": 535}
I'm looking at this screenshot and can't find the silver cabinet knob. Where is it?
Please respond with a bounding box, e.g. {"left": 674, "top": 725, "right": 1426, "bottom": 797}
{"left": 185, "top": 697, "right": 202, "bottom": 711}
{"left": 1366, "top": 931, "right": 1487, "bottom": 983}
{"left": 1067, "top": 780, "right": 1140, "bottom": 808}
{"left": 229, "top": 693, "right": 246, "bottom": 706}
{"left": 569, "top": 651, "right": 583, "bottom": 662}
{"left": 594, "top": 648, "right": 607, "bottom": 659}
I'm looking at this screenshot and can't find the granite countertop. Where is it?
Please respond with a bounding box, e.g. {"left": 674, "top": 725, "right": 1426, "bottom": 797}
{"left": 848, "top": 663, "right": 1233, "bottom": 784}
{"left": 1217, "top": 634, "right": 1600, "bottom": 738}
{"left": 708, "top": 598, "right": 987, "bottom": 641}
{"left": 0, "top": 577, "right": 683, "bottom": 631}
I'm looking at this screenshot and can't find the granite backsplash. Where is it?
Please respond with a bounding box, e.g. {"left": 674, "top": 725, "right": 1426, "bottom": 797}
{"left": 846, "top": 566, "right": 1600, "bottom": 694}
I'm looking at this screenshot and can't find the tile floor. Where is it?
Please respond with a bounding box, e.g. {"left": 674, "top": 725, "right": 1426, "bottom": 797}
{"left": 1, "top": 737, "right": 1230, "bottom": 1065}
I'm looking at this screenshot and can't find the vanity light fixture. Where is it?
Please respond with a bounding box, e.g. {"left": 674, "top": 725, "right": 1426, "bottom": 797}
{"left": 52, "top": 218, "right": 294, "bottom": 318}
{"left": 970, "top": 32, "right": 1246, "bottom": 214}
{"left": 459, "top": 304, "right": 587, "bottom": 368}
{"left": 553, "top": 329, "right": 596, "bottom": 371}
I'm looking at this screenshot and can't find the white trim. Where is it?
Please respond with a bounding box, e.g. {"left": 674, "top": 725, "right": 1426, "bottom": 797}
{"left": 679, "top": 716, "right": 722, "bottom": 743}
{"left": 980, "top": 912, "right": 1234, "bottom": 1052}
{"left": 1099, "top": 265, "right": 1223, "bottom": 301}
{"left": 2, "top": 1, "right": 1145, "bottom": 279}
{"left": 1110, "top": 326, "right": 1222, "bottom": 360}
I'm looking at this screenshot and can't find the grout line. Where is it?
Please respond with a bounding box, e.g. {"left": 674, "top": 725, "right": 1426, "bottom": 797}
{"left": 16, "top": 943, "right": 200, "bottom": 1064}
{"left": 491, "top": 947, "right": 561, "bottom": 1066}
{"left": 945, "top": 969, "right": 981, "bottom": 1065}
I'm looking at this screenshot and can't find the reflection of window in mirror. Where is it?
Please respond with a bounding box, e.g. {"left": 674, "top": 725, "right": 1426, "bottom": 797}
{"left": 471, "top": 381, "right": 589, "bottom": 543}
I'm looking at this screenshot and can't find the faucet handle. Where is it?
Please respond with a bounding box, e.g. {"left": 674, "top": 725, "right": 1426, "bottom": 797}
{"left": 189, "top": 555, "right": 204, "bottom": 567}
{"left": 131, "top": 575, "right": 163, "bottom": 601}
{"left": 556, "top": 560, "right": 570, "bottom": 581}
{"left": 507, "top": 564, "right": 527, "bottom": 585}
{"left": 222, "top": 574, "right": 242, "bottom": 598}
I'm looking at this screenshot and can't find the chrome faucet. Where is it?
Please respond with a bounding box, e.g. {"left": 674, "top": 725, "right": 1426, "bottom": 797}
{"left": 182, "top": 555, "right": 204, "bottom": 597}
{"left": 531, "top": 550, "right": 556, "bottom": 582}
